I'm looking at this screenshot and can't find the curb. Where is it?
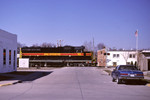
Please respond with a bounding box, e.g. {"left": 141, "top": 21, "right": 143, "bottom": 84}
{"left": 146, "top": 84, "right": 150, "bottom": 87}
{"left": 102, "top": 69, "right": 111, "bottom": 75}
{"left": 102, "top": 70, "right": 109, "bottom": 75}
{"left": 0, "top": 80, "right": 21, "bottom": 87}
{"left": 0, "top": 72, "right": 45, "bottom": 87}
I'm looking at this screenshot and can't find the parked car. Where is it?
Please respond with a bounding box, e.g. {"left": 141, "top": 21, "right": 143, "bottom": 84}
{"left": 111, "top": 65, "right": 144, "bottom": 84}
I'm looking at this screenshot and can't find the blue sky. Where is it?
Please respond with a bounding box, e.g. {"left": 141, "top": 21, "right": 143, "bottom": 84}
{"left": 0, "top": 0, "right": 150, "bottom": 49}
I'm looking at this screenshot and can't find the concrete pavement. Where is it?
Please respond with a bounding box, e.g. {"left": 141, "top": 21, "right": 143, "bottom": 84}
{"left": 0, "top": 66, "right": 150, "bottom": 87}
{"left": 0, "top": 68, "right": 54, "bottom": 87}
{"left": 0, "top": 67, "right": 150, "bottom": 100}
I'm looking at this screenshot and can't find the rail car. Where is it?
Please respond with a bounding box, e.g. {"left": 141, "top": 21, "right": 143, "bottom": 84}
{"left": 20, "top": 46, "right": 93, "bottom": 67}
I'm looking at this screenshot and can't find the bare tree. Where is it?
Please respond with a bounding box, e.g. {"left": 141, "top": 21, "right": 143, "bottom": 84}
{"left": 17, "top": 42, "right": 26, "bottom": 53}
{"left": 118, "top": 48, "right": 124, "bottom": 51}
{"left": 83, "top": 41, "right": 106, "bottom": 54}
{"left": 97, "top": 43, "right": 105, "bottom": 50}
{"left": 83, "top": 41, "right": 93, "bottom": 51}
{"left": 31, "top": 42, "right": 56, "bottom": 47}
{"left": 31, "top": 43, "right": 39, "bottom": 47}
{"left": 41, "top": 42, "right": 56, "bottom": 47}
{"left": 112, "top": 47, "right": 117, "bottom": 51}
{"left": 121, "top": 51, "right": 129, "bottom": 64}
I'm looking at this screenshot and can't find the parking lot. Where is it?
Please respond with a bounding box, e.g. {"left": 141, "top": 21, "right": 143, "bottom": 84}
{"left": 0, "top": 67, "right": 150, "bottom": 100}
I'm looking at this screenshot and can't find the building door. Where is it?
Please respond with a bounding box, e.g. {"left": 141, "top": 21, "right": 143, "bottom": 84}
{"left": 113, "top": 62, "right": 117, "bottom": 66}
{"left": 148, "top": 59, "right": 150, "bottom": 71}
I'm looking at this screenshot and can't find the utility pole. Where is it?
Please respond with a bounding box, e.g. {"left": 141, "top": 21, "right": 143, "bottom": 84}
{"left": 93, "top": 37, "right": 95, "bottom": 60}
{"left": 135, "top": 30, "right": 138, "bottom": 67}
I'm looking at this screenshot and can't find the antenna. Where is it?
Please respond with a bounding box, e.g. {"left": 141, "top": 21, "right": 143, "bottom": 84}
{"left": 57, "top": 40, "right": 64, "bottom": 47}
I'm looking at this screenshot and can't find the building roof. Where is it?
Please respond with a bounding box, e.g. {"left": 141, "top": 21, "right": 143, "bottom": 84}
{"left": 142, "top": 50, "right": 150, "bottom": 53}
{"left": 0, "top": 29, "right": 17, "bottom": 38}
{"left": 97, "top": 48, "right": 136, "bottom": 52}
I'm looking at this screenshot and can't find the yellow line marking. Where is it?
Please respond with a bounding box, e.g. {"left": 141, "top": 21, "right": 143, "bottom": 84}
{"left": 146, "top": 84, "right": 150, "bottom": 87}
{"left": 0, "top": 83, "right": 13, "bottom": 87}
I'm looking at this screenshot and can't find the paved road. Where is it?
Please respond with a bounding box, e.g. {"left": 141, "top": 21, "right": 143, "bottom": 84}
{"left": 0, "top": 67, "right": 150, "bottom": 100}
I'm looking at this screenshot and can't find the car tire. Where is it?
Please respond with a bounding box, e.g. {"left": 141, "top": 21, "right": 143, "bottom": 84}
{"left": 112, "top": 78, "right": 116, "bottom": 82}
{"left": 116, "top": 78, "right": 122, "bottom": 84}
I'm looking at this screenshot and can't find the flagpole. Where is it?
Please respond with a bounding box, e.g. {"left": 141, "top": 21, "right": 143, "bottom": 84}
{"left": 135, "top": 29, "right": 138, "bottom": 67}
{"left": 136, "top": 29, "right": 138, "bottom": 51}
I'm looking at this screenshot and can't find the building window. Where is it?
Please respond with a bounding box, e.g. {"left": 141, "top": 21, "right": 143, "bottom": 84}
{"left": 113, "top": 54, "right": 116, "bottom": 58}
{"left": 133, "top": 54, "right": 135, "bottom": 58}
{"left": 113, "top": 62, "right": 117, "bottom": 66}
{"left": 127, "top": 62, "right": 130, "bottom": 65}
{"left": 3, "top": 49, "right": 6, "bottom": 65}
{"left": 14, "top": 50, "right": 16, "bottom": 68}
{"left": 9, "top": 50, "right": 11, "bottom": 65}
{"left": 131, "top": 61, "right": 133, "bottom": 65}
{"left": 113, "top": 54, "right": 119, "bottom": 58}
{"left": 129, "top": 54, "right": 135, "bottom": 58}
{"left": 117, "top": 54, "right": 119, "bottom": 58}
{"left": 129, "top": 54, "right": 132, "bottom": 58}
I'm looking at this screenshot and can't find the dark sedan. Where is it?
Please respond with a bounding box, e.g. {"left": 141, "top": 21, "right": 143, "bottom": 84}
{"left": 111, "top": 65, "right": 144, "bottom": 84}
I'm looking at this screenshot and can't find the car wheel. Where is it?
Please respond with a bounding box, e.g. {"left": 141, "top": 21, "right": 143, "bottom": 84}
{"left": 116, "top": 78, "right": 122, "bottom": 84}
{"left": 112, "top": 78, "right": 116, "bottom": 82}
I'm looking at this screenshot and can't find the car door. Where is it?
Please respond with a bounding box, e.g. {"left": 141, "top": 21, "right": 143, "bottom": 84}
{"left": 112, "top": 66, "right": 118, "bottom": 79}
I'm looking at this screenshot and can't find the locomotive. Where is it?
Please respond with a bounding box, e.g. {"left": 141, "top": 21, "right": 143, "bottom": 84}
{"left": 20, "top": 46, "right": 93, "bottom": 67}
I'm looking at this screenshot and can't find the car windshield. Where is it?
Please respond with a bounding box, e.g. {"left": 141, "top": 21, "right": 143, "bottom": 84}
{"left": 119, "top": 66, "right": 138, "bottom": 71}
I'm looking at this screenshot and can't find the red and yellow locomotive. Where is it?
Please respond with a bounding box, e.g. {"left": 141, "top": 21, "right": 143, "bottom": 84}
{"left": 20, "top": 46, "right": 93, "bottom": 67}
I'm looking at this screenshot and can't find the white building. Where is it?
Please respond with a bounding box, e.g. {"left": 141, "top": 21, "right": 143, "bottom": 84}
{"left": 97, "top": 49, "right": 137, "bottom": 67}
{"left": 107, "top": 50, "right": 137, "bottom": 66}
{"left": 0, "top": 29, "right": 17, "bottom": 73}
{"left": 138, "top": 50, "right": 150, "bottom": 71}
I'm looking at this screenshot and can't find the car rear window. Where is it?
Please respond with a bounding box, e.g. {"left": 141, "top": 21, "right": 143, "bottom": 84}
{"left": 119, "top": 66, "right": 138, "bottom": 71}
